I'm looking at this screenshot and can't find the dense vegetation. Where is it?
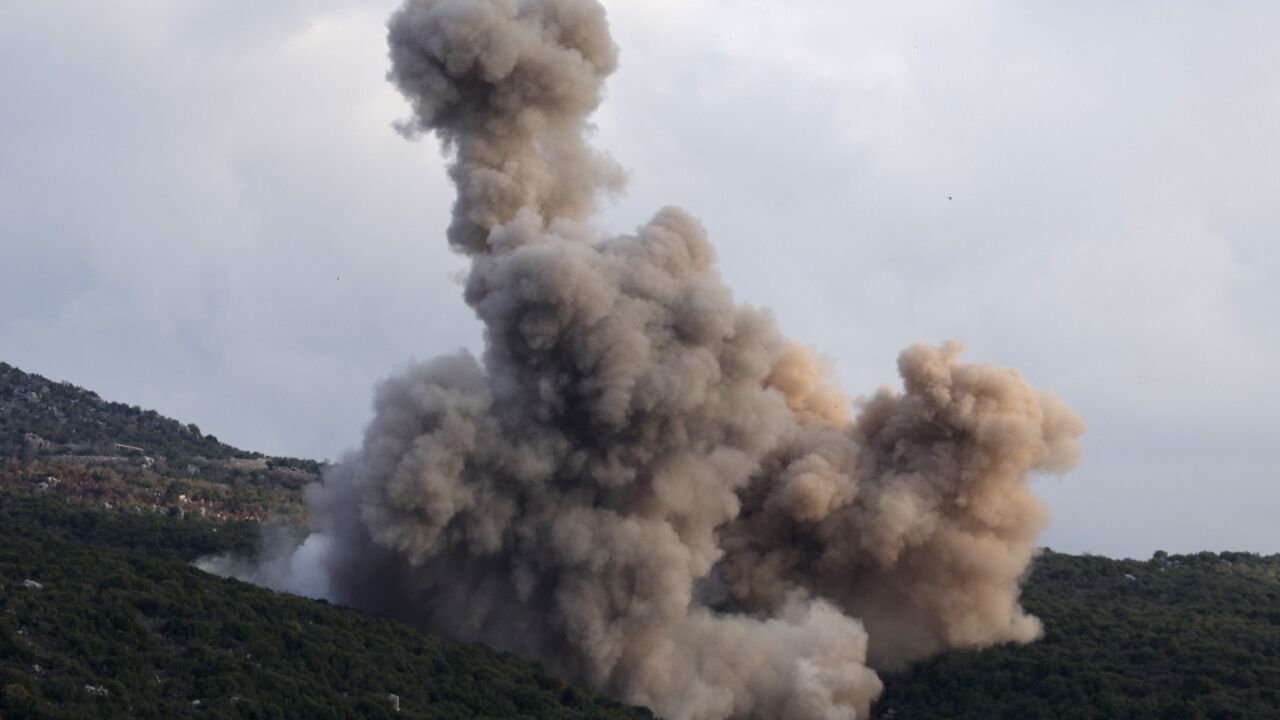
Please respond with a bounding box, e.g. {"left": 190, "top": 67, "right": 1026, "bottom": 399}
{"left": 6, "top": 493, "right": 1279, "bottom": 720}
{"left": 0, "top": 362, "right": 315, "bottom": 521}
{"left": 0, "top": 493, "right": 258, "bottom": 563}
{"left": 0, "top": 457, "right": 307, "bottom": 524}
{"left": 2, "top": 362, "right": 242, "bottom": 462}
{"left": 0, "top": 362, "right": 319, "bottom": 474}
{"left": 0, "top": 495, "right": 652, "bottom": 720}
{"left": 874, "top": 550, "right": 1280, "bottom": 719}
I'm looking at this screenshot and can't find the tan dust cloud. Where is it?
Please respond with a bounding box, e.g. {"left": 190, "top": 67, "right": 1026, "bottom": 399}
{"left": 208, "top": 3, "right": 1085, "bottom": 719}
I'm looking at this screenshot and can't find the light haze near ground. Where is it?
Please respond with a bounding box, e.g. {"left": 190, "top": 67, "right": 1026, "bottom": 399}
{"left": 2, "top": 1, "right": 1277, "bottom": 558}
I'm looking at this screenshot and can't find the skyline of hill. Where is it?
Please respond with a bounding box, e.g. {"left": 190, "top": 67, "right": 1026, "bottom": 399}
{"left": 0, "top": 361, "right": 319, "bottom": 472}
{"left": 0, "top": 360, "right": 317, "bottom": 523}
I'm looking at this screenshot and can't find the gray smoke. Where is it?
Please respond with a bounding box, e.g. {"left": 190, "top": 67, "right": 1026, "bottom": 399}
{"left": 206, "top": 2, "right": 1085, "bottom": 718}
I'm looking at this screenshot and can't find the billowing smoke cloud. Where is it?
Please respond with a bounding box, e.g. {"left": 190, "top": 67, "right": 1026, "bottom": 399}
{"left": 205, "top": 1, "right": 1085, "bottom": 718}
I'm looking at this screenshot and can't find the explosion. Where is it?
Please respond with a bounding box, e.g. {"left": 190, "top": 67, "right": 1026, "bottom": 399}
{"left": 207, "top": 2, "right": 1085, "bottom": 718}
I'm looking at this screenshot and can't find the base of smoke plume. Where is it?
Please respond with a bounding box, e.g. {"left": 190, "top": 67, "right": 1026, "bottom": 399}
{"left": 197, "top": 528, "right": 333, "bottom": 601}
{"left": 195, "top": 530, "right": 886, "bottom": 719}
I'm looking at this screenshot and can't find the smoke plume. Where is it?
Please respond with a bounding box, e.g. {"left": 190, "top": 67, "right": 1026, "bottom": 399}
{"left": 209, "top": 2, "right": 1085, "bottom": 718}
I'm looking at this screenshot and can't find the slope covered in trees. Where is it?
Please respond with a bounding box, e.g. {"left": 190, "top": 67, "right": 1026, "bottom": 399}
{"left": 874, "top": 550, "right": 1280, "bottom": 719}
{"left": 1, "top": 362, "right": 241, "bottom": 461}
{"left": 4, "top": 359, "right": 1279, "bottom": 718}
{"left": 5, "top": 491, "right": 1279, "bottom": 719}
{"left": 0, "top": 494, "right": 652, "bottom": 720}
{"left": 0, "top": 362, "right": 318, "bottom": 473}
{"left": 1, "top": 360, "right": 316, "bottom": 521}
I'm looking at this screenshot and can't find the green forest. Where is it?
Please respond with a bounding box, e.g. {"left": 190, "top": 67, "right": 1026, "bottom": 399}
{"left": 5, "top": 492, "right": 1280, "bottom": 719}
{"left": 876, "top": 550, "right": 1280, "bottom": 719}
{"left": 0, "top": 362, "right": 319, "bottom": 474}
{"left": 0, "top": 495, "right": 652, "bottom": 720}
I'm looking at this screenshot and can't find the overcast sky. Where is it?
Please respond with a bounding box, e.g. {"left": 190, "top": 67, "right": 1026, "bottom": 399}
{"left": 3, "top": 0, "right": 1277, "bottom": 558}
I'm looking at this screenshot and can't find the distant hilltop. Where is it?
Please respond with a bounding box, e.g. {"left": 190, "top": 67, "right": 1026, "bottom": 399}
{"left": 0, "top": 361, "right": 319, "bottom": 470}
{"left": 0, "top": 361, "right": 321, "bottom": 522}
{"left": 0, "top": 359, "right": 230, "bottom": 461}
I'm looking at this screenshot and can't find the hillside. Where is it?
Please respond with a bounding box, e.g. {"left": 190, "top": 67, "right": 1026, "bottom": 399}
{"left": 6, "top": 491, "right": 1278, "bottom": 719}
{"left": 0, "top": 494, "right": 652, "bottom": 720}
{"left": 0, "top": 365, "right": 654, "bottom": 718}
{"left": 874, "top": 550, "right": 1280, "bottom": 719}
{"left": 1, "top": 362, "right": 278, "bottom": 465}
{"left": 0, "top": 361, "right": 316, "bottom": 521}
{"left": 3, "top": 360, "right": 1280, "bottom": 718}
